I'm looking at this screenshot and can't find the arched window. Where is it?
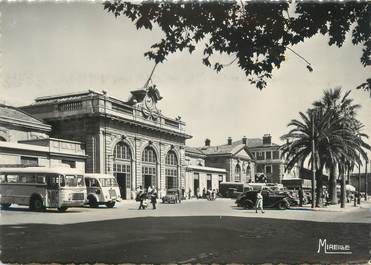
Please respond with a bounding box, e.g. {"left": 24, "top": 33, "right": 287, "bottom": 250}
{"left": 142, "top": 146, "right": 157, "bottom": 163}
{"left": 165, "top": 150, "right": 178, "bottom": 189}
{"left": 235, "top": 164, "right": 241, "bottom": 182}
{"left": 113, "top": 142, "right": 132, "bottom": 199}
{"left": 142, "top": 146, "right": 157, "bottom": 189}
{"left": 114, "top": 142, "right": 131, "bottom": 161}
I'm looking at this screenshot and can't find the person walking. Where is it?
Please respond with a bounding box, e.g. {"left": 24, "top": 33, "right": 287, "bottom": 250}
{"left": 150, "top": 189, "right": 157, "bottom": 209}
{"left": 196, "top": 188, "right": 200, "bottom": 199}
{"left": 138, "top": 190, "right": 147, "bottom": 210}
{"left": 255, "top": 190, "right": 264, "bottom": 213}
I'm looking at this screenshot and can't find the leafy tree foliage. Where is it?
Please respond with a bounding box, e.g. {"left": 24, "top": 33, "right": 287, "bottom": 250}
{"left": 281, "top": 88, "right": 370, "bottom": 207}
{"left": 104, "top": 1, "right": 370, "bottom": 93}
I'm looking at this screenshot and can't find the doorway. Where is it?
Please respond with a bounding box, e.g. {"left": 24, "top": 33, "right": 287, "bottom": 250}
{"left": 116, "top": 173, "right": 127, "bottom": 199}
{"left": 143, "top": 174, "right": 153, "bottom": 190}
{"left": 194, "top": 178, "right": 199, "bottom": 197}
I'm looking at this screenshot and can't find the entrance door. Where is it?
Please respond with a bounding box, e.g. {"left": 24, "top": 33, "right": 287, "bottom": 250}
{"left": 144, "top": 174, "right": 152, "bottom": 190}
{"left": 194, "top": 178, "right": 199, "bottom": 196}
{"left": 116, "top": 173, "right": 127, "bottom": 199}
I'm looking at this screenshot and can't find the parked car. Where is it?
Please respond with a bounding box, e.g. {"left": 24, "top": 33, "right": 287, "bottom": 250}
{"left": 235, "top": 190, "right": 290, "bottom": 210}
{"left": 162, "top": 188, "right": 178, "bottom": 204}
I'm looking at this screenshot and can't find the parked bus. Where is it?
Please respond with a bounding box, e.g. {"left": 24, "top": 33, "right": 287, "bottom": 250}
{"left": 0, "top": 167, "right": 86, "bottom": 212}
{"left": 84, "top": 174, "right": 121, "bottom": 208}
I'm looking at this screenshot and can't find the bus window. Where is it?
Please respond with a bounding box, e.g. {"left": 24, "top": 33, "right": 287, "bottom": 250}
{"left": 77, "top": 175, "right": 84, "bottom": 187}
{"left": 19, "top": 175, "right": 27, "bottom": 183}
{"left": 64, "top": 175, "right": 84, "bottom": 187}
{"left": 91, "top": 178, "right": 99, "bottom": 187}
{"left": 36, "top": 175, "right": 45, "bottom": 184}
{"left": 6, "top": 174, "right": 18, "bottom": 183}
{"left": 46, "top": 175, "right": 59, "bottom": 189}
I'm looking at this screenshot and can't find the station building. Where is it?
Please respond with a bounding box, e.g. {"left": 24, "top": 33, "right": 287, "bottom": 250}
{"left": 21, "top": 87, "right": 192, "bottom": 199}
{"left": 0, "top": 104, "right": 86, "bottom": 171}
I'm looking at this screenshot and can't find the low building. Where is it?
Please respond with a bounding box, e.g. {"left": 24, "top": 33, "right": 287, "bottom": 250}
{"left": 0, "top": 104, "right": 86, "bottom": 171}
{"left": 186, "top": 137, "right": 255, "bottom": 186}
{"left": 185, "top": 146, "right": 226, "bottom": 198}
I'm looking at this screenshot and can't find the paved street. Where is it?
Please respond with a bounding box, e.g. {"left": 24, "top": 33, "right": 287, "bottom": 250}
{"left": 1, "top": 199, "right": 370, "bottom": 264}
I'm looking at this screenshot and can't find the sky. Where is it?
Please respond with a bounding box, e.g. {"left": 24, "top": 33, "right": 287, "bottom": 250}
{"left": 0, "top": 2, "right": 370, "bottom": 167}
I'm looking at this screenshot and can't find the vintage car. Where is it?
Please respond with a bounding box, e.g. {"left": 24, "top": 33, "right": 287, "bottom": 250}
{"left": 235, "top": 190, "right": 290, "bottom": 210}
{"left": 162, "top": 188, "right": 178, "bottom": 204}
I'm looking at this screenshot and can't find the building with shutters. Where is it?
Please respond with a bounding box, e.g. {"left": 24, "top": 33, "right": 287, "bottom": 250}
{"left": 21, "top": 87, "right": 192, "bottom": 199}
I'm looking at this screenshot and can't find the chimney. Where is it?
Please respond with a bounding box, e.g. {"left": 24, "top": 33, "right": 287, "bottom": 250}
{"left": 227, "top": 137, "right": 232, "bottom": 145}
{"left": 205, "top": 138, "right": 211, "bottom": 147}
{"left": 242, "top": 136, "right": 247, "bottom": 145}
{"left": 263, "top": 134, "right": 272, "bottom": 145}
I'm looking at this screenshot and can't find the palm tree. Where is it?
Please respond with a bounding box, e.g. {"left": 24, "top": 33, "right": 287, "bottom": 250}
{"left": 281, "top": 88, "right": 370, "bottom": 207}
{"left": 312, "top": 88, "right": 369, "bottom": 205}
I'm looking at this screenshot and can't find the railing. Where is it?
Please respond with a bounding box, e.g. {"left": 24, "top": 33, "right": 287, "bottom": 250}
{"left": 58, "top": 101, "right": 83, "bottom": 112}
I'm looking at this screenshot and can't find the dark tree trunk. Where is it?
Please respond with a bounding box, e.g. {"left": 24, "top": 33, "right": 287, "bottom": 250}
{"left": 316, "top": 170, "right": 323, "bottom": 207}
{"left": 329, "top": 166, "right": 338, "bottom": 205}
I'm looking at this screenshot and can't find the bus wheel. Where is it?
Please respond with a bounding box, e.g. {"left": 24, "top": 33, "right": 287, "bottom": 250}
{"left": 105, "top": 202, "right": 115, "bottom": 208}
{"left": 57, "top": 207, "right": 68, "bottom": 213}
{"left": 1, "top": 203, "right": 11, "bottom": 210}
{"left": 30, "top": 197, "right": 44, "bottom": 212}
{"left": 88, "top": 196, "right": 98, "bottom": 208}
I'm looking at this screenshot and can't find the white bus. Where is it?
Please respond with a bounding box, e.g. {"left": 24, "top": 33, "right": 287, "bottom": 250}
{"left": 84, "top": 174, "right": 121, "bottom": 208}
{"left": 0, "top": 167, "right": 87, "bottom": 212}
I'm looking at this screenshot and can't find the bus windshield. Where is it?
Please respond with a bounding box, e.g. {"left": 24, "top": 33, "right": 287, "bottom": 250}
{"left": 60, "top": 175, "right": 84, "bottom": 187}
{"left": 99, "top": 178, "right": 118, "bottom": 187}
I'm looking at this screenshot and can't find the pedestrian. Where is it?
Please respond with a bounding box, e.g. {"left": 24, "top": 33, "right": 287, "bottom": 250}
{"left": 202, "top": 188, "right": 206, "bottom": 199}
{"left": 138, "top": 190, "right": 147, "bottom": 210}
{"left": 255, "top": 190, "right": 264, "bottom": 213}
{"left": 147, "top": 185, "right": 153, "bottom": 194}
{"left": 196, "top": 188, "right": 200, "bottom": 199}
{"left": 177, "top": 188, "right": 182, "bottom": 203}
{"left": 188, "top": 188, "right": 191, "bottom": 200}
{"left": 298, "top": 187, "right": 304, "bottom": 207}
{"left": 151, "top": 189, "right": 157, "bottom": 209}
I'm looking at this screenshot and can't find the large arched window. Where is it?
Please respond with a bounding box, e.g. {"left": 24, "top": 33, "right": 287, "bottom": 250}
{"left": 113, "top": 142, "right": 132, "bottom": 199}
{"left": 246, "top": 165, "right": 251, "bottom": 180}
{"left": 165, "top": 150, "right": 178, "bottom": 189}
{"left": 235, "top": 164, "right": 241, "bottom": 182}
{"left": 142, "top": 146, "right": 157, "bottom": 189}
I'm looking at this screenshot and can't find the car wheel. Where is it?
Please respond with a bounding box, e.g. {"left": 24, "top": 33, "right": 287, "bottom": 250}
{"left": 1, "top": 203, "right": 11, "bottom": 210}
{"left": 57, "top": 207, "right": 68, "bottom": 212}
{"left": 105, "top": 202, "right": 115, "bottom": 208}
{"left": 277, "top": 201, "right": 287, "bottom": 210}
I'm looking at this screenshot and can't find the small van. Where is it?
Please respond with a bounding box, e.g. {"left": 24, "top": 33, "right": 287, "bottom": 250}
{"left": 84, "top": 174, "right": 121, "bottom": 208}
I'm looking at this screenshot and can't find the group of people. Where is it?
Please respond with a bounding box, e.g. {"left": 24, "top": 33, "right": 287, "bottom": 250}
{"left": 195, "top": 188, "right": 218, "bottom": 200}
{"left": 136, "top": 186, "right": 157, "bottom": 210}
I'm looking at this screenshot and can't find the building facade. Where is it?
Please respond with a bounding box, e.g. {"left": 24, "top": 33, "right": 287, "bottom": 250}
{"left": 247, "top": 134, "right": 285, "bottom": 183}
{"left": 185, "top": 146, "right": 226, "bottom": 197}
{"left": 0, "top": 104, "right": 86, "bottom": 171}
{"left": 21, "top": 88, "right": 191, "bottom": 199}
{"left": 186, "top": 137, "right": 256, "bottom": 185}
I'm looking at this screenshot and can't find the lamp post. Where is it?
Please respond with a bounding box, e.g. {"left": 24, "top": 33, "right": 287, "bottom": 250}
{"left": 365, "top": 158, "right": 368, "bottom": 201}
{"left": 311, "top": 110, "right": 316, "bottom": 208}
{"left": 358, "top": 162, "right": 361, "bottom": 205}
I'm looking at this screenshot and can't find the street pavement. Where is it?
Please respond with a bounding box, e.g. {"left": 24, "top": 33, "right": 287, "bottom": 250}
{"left": 0, "top": 199, "right": 370, "bottom": 264}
